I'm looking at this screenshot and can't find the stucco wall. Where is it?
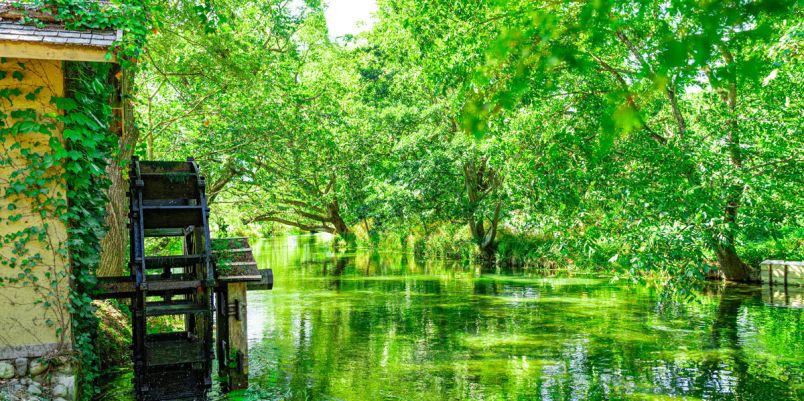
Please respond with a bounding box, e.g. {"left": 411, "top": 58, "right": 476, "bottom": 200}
{"left": 0, "top": 58, "right": 71, "bottom": 359}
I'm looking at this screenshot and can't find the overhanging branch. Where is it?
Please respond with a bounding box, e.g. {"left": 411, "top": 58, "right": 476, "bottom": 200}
{"left": 245, "top": 214, "right": 335, "bottom": 233}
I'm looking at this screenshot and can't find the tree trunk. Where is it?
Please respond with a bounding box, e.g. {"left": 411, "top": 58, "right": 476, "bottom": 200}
{"left": 246, "top": 198, "right": 352, "bottom": 243}
{"left": 478, "top": 238, "right": 497, "bottom": 261}
{"left": 98, "top": 68, "right": 139, "bottom": 277}
{"left": 716, "top": 242, "right": 755, "bottom": 283}
{"left": 468, "top": 202, "right": 501, "bottom": 260}
{"left": 463, "top": 158, "right": 502, "bottom": 261}
{"left": 715, "top": 187, "right": 754, "bottom": 282}
{"left": 328, "top": 201, "right": 353, "bottom": 243}
{"left": 712, "top": 47, "right": 754, "bottom": 283}
{"left": 98, "top": 158, "right": 129, "bottom": 277}
{"left": 468, "top": 217, "right": 493, "bottom": 260}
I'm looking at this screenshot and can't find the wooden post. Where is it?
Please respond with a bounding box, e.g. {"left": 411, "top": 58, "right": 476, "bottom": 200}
{"left": 219, "top": 282, "right": 249, "bottom": 390}
{"left": 212, "top": 237, "right": 265, "bottom": 392}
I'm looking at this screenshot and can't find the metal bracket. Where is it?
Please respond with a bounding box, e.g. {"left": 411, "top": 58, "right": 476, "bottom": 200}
{"left": 225, "top": 299, "right": 241, "bottom": 321}
{"left": 236, "top": 350, "right": 245, "bottom": 374}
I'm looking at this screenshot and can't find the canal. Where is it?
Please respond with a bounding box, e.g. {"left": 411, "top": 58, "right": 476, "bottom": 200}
{"left": 101, "top": 234, "right": 804, "bottom": 400}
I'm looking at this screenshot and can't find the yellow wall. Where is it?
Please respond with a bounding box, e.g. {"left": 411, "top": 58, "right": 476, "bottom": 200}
{"left": 0, "top": 58, "right": 71, "bottom": 357}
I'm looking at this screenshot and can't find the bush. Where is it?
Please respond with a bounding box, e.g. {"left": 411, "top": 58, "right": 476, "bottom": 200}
{"left": 94, "top": 300, "right": 132, "bottom": 370}
{"left": 740, "top": 227, "right": 804, "bottom": 267}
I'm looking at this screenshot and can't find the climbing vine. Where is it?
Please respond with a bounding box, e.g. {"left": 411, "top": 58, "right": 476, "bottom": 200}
{"left": 0, "top": 59, "right": 72, "bottom": 356}
{"left": 62, "top": 61, "right": 120, "bottom": 398}
{"left": 0, "top": 1, "right": 152, "bottom": 399}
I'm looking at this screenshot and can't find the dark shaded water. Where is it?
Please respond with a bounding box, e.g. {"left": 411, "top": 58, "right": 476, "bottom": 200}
{"left": 100, "top": 234, "right": 803, "bottom": 401}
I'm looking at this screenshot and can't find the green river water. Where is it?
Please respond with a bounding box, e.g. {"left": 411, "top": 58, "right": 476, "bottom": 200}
{"left": 99, "top": 234, "right": 803, "bottom": 401}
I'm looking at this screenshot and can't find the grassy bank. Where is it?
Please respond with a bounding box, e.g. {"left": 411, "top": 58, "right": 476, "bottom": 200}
{"left": 353, "top": 221, "right": 804, "bottom": 284}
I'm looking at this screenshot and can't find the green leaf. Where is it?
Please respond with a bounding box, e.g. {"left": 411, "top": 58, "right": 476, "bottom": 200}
{"left": 52, "top": 96, "right": 78, "bottom": 111}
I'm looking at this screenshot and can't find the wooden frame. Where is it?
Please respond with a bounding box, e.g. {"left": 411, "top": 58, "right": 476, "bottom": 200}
{"left": 0, "top": 40, "right": 115, "bottom": 63}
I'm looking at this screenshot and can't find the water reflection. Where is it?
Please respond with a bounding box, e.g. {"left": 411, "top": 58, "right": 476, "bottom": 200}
{"left": 240, "top": 234, "right": 803, "bottom": 401}
{"left": 97, "top": 234, "right": 804, "bottom": 401}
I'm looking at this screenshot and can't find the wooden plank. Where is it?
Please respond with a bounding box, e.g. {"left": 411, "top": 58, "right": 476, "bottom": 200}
{"left": 146, "top": 338, "right": 206, "bottom": 367}
{"left": 213, "top": 238, "right": 260, "bottom": 281}
{"left": 140, "top": 172, "right": 199, "bottom": 200}
{"left": 142, "top": 205, "right": 204, "bottom": 229}
{"left": 95, "top": 272, "right": 272, "bottom": 300}
{"left": 219, "top": 275, "right": 262, "bottom": 283}
{"left": 96, "top": 276, "right": 136, "bottom": 299}
{"left": 246, "top": 269, "right": 273, "bottom": 290}
{"left": 218, "top": 247, "right": 252, "bottom": 253}
{"left": 95, "top": 276, "right": 204, "bottom": 299}
{"left": 0, "top": 40, "right": 114, "bottom": 62}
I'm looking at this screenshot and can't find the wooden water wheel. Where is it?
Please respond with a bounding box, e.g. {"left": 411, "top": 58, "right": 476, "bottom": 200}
{"left": 128, "top": 157, "right": 215, "bottom": 401}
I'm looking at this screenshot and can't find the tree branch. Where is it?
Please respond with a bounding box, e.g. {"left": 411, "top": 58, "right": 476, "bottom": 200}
{"left": 591, "top": 53, "right": 668, "bottom": 145}
{"left": 291, "top": 208, "right": 333, "bottom": 223}
{"left": 616, "top": 30, "right": 687, "bottom": 139}
{"left": 246, "top": 214, "right": 335, "bottom": 233}
{"left": 279, "top": 198, "right": 327, "bottom": 215}
{"left": 208, "top": 161, "right": 244, "bottom": 204}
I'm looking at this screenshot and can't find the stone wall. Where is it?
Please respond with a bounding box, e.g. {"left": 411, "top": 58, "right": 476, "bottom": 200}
{"left": 0, "top": 357, "right": 75, "bottom": 401}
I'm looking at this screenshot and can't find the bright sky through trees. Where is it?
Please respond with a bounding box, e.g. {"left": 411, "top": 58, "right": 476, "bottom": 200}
{"left": 324, "top": 0, "right": 377, "bottom": 38}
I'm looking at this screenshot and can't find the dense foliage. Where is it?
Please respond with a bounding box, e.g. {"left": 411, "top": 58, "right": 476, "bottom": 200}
{"left": 141, "top": 0, "right": 803, "bottom": 287}
{"left": 60, "top": 62, "right": 120, "bottom": 399}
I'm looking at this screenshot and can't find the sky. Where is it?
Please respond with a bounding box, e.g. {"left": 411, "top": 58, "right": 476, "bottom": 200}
{"left": 324, "top": 0, "right": 378, "bottom": 39}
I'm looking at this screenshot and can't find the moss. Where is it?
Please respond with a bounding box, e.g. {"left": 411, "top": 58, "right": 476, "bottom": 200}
{"left": 147, "top": 315, "right": 185, "bottom": 334}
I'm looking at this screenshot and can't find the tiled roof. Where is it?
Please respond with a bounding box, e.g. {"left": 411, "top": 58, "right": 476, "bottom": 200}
{"left": 0, "top": 21, "right": 118, "bottom": 47}
{"left": 0, "top": 1, "right": 119, "bottom": 48}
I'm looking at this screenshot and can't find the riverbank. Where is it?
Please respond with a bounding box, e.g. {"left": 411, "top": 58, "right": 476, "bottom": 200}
{"left": 348, "top": 223, "right": 804, "bottom": 284}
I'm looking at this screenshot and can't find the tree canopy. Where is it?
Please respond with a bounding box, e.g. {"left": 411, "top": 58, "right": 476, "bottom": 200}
{"left": 138, "top": 0, "right": 803, "bottom": 286}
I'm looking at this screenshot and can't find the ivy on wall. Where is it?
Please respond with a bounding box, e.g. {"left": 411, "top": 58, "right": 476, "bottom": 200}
{"left": 0, "top": 1, "right": 152, "bottom": 399}
{"left": 0, "top": 58, "right": 116, "bottom": 400}
{"left": 0, "top": 59, "right": 72, "bottom": 350}
{"left": 61, "top": 61, "right": 119, "bottom": 398}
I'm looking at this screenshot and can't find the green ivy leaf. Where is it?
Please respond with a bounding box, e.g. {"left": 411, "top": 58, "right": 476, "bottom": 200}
{"left": 0, "top": 87, "right": 22, "bottom": 100}
{"left": 52, "top": 97, "right": 78, "bottom": 111}
{"left": 25, "top": 87, "right": 43, "bottom": 101}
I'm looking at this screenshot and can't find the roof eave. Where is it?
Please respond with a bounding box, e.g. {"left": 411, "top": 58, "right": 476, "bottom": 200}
{"left": 0, "top": 39, "right": 117, "bottom": 63}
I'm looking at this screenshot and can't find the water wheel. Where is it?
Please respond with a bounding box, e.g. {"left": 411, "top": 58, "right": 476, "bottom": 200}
{"left": 128, "top": 157, "right": 215, "bottom": 401}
